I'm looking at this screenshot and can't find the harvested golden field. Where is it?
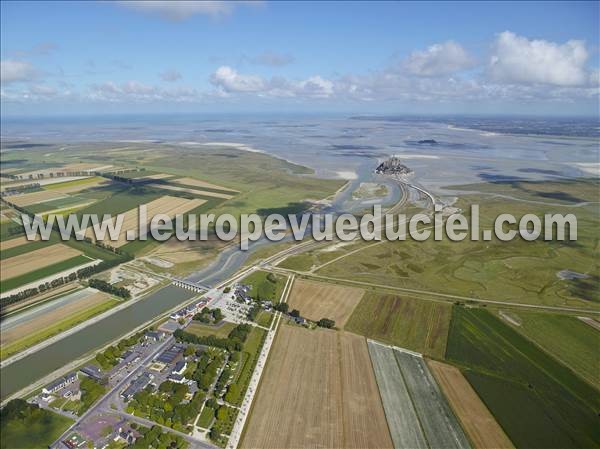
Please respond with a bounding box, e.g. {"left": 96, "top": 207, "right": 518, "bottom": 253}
{"left": 147, "top": 183, "right": 235, "bottom": 199}
{"left": 6, "top": 190, "right": 67, "bottom": 207}
{"left": 241, "top": 326, "right": 392, "bottom": 449}
{"left": 84, "top": 195, "right": 205, "bottom": 247}
{"left": 174, "top": 177, "right": 239, "bottom": 192}
{"left": 1, "top": 244, "right": 82, "bottom": 281}
{"left": 286, "top": 279, "right": 364, "bottom": 327}
{"left": 427, "top": 360, "right": 514, "bottom": 449}
{"left": 0, "top": 235, "right": 39, "bottom": 251}
{"left": 1, "top": 290, "right": 112, "bottom": 346}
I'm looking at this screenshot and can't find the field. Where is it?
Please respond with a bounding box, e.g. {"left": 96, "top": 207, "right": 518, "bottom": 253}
{"left": 0, "top": 401, "right": 72, "bottom": 449}
{"left": 427, "top": 360, "right": 514, "bottom": 449}
{"left": 397, "top": 350, "right": 471, "bottom": 448}
{"left": 83, "top": 195, "right": 204, "bottom": 247}
{"left": 286, "top": 279, "right": 364, "bottom": 327}
{"left": 318, "top": 185, "right": 600, "bottom": 309}
{"left": 446, "top": 307, "right": 600, "bottom": 449}
{"left": 185, "top": 321, "right": 235, "bottom": 338}
{"left": 146, "top": 182, "right": 235, "bottom": 199}
{"left": 0, "top": 235, "right": 38, "bottom": 251}
{"left": 173, "top": 177, "right": 239, "bottom": 192}
{"left": 1, "top": 290, "right": 116, "bottom": 359}
{"left": 240, "top": 270, "right": 286, "bottom": 303}
{"left": 241, "top": 326, "right": 392, "bottom": 449}
{"left": 1, "top": 243, "right": 82, "bottom": 281}
{"left": 499, "top": 310, "right": 600, "bottom": 389}
{"left": 367, "top": 341, "right": 428, "bottom": 449}
{"left": 5, "top": 189, "right": 66, "bottom": 207}
{"left": 346, "top": 293, "right": 452, "bottom": 358}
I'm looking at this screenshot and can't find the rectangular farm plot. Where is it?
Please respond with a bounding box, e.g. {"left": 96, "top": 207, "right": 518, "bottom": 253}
{"left": 173, "top": 177, "right": 239, "bottom": 193}
{"left": 147, "top": 182, "right": 235, "bottom": 199}
{"left": 1, "top": 290, "right": 114, "bottom": 347}
{"left": 395, "top": 351, "right": 471, "bottom": 449}
{"left": 346, "top": 293, "right": 452, "bottom": 358}
{"left": 1, "top": 243, "right": 83, "bottom": 281}
{"left": 6, "top": 190, "right": 68, "bottom": 207}
{"left": 286, "top": 279, "right": 364, "bottom": 327}
{"left": 83, "top": 195, "right": 205, "bottom": 247}
{"left": 241, "top": 326, "right": 392, "bottom": 449}
{"left": 367, "top": 341, "right": 428, "bottom": 449}
{"left": 427, "top": 360, "right": 514, "bottom": 449}
{"left": 0, "top": 235, "right": 39, "bottom": 251}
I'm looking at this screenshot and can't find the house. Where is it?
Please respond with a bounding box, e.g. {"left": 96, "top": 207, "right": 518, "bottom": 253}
{"left": 42, "top": 372, "right": 78, "bottom": 394}
{"left": 121, "top": 373, "right": 153, "bottom": 400}
{"left": 114, "top": 428, "right": 137, "bottom": 445}
{"left": 145, "top": 331, "right": 164, "bottom": 342}
{"left": 167, "top": 373, "right": 188, "bottom": 384}
{"left": 172, "top": 361, "right": 187, "bottom": 376}
{"left": 80, "top": 365, "right": 105, "bottom": 382}
{"left": 156, "top": 344, "right": 184, "bottom": 364}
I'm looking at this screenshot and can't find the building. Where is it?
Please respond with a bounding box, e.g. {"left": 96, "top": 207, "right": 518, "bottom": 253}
{"left": 167, "top": 373, "right": 188, "bottom": 384}
{"left": 172, "top": 361, "right": 187, "bottom": 376}
{"left": 114, "top": 428, "right": 137, "bottom": 445}
{"left": 121, "top": 372, "right": 154, "bottom": 400}
{"left": 158, "top": 319, "right": 180, "bottom": 334}
{"left": 80, "top": 365, "right": 105, "bottom": 382}
{"left": 145, "top": 330, "right": 164, "bottom": 343}
{"left": 156, "top": 343, "right": 184, "bottom": 365}
{"left": 42, "top": 372, "right": 78, "bottom": 394}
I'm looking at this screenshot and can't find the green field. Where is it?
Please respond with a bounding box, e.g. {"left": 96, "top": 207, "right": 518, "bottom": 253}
{"left": 76, "top": 186, "right": 163, "bottom": 217}
{"left": 198, "top": 406, "right": 215, "bottom": 428}
{"left": 318, "top": 188, "right": 600, "bottom": 309}
{"left": 1, "top": 255, "right": 92, "bottom": 293}
{"left": 241, "top": 270, "right": 286, "bottom": 303}
{"left": 0, "top": 238, "right": 56, "bottom": 259}
{"left": 43, "top": 176, "right": 106, "bottom": 191}
{"left": 446, "top": 307, "right": 600, "bottom": 449}
{"left": 0, "top": 400, "right": 72, "bottom": 449}
{"left": 185, "top": 321, "right": 236, "bottom": 338}
{"left": 500, "top": 310, "right": 600, "bottom": 389}
{"left": 345, "top": 293, "right": 452, "bottom": 358}
{"left": 25, "top": 195, "right": 93, "bottom": 214}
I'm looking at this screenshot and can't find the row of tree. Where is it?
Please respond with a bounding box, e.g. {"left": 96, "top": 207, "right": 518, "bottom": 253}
{"left": 88, "top": 278, "right": 131, "bottom": 299}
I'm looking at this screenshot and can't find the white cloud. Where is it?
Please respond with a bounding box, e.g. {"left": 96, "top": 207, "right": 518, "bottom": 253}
{"left": 160, "top": 69, "right": 182, "bottom": 82}
{"left": 88, "top": 81, "right": 200, "bottom": 102}
{"left": 1, "top": 60, "right": 36, "bottom": 84}
{"left": 117, "top": 1, "right": 259, "bottom": 21}
{"left": 403, "top": 41, "right": 474, "bottom": 76}
{"left": 489, "top": 31, "right": 589, "bottom": 86}
{"left": 210, "top": 66, "right": 266, "bottom": 93}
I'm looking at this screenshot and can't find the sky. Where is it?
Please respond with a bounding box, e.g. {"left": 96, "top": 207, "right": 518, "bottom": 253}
{"left": 1, "top": 1, "right": 599, "bottom": 116}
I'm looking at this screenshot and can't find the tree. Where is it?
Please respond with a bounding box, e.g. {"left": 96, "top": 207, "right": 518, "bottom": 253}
{"left": 206, "top": 398, "right": 218, "bottom": 409}
{"left": 274, "top": 302, "right": 289, "bottom": 313}
{"left": 209, "top": 427, "right": 221, "bottom": 441}
{"left": 290, "top": 309, "right": 300, "bottom": 318}
{"left": 317, "top": 318, "right": 335, "bottom": 328}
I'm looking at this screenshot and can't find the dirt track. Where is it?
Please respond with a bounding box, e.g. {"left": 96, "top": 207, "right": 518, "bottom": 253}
{"left": 286, "top": 279, "right": 364, "bottom": 327}
{"left": 241, "top": 325, "right": 392, "bottom": 449}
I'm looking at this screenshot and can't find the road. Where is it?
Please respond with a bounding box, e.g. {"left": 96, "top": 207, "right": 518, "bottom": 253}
{"left": 51, "top": 335, "right": 178, "bottom": 448}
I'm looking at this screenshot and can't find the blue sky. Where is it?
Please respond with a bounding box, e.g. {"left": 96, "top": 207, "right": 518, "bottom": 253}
{"left": 1, "top": 1, "right": 598, "bottom": 116}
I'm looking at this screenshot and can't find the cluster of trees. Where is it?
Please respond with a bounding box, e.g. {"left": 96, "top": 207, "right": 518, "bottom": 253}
{"left": 95, "top": 332, "right": 142, "bottom": 370}
{"left": 209, "top": 404, "right": 238, "bottom": 444}
{"left": 193, "top": 307, "right": 223, "bottom": 324}
{"left": 88, "top": 278, "right": 131, "bottom": 299}
{"left": 274, "top": 302, "right": 289, "bottom": 313}
{"left": 317, "top": 318, "right": 336, "bottom": 328}
{"left": 247, "top": 305, "right": 260, "bottom": 321}
{"left": 129, "top": 383, "right": 204, "bottom": 431}
{"left": 191, "top": 349, "right": 226, "bottom": 391}
{"left": 129, "top": 425, "right": 187, "bottom": 449}
{"left": 174, "top": 323, "right": 251, "bottom": 352}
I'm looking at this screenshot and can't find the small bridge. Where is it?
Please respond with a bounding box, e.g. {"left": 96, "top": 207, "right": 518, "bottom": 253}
{"left": 171, "top": 278, "right": 209, "bottom": 293}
